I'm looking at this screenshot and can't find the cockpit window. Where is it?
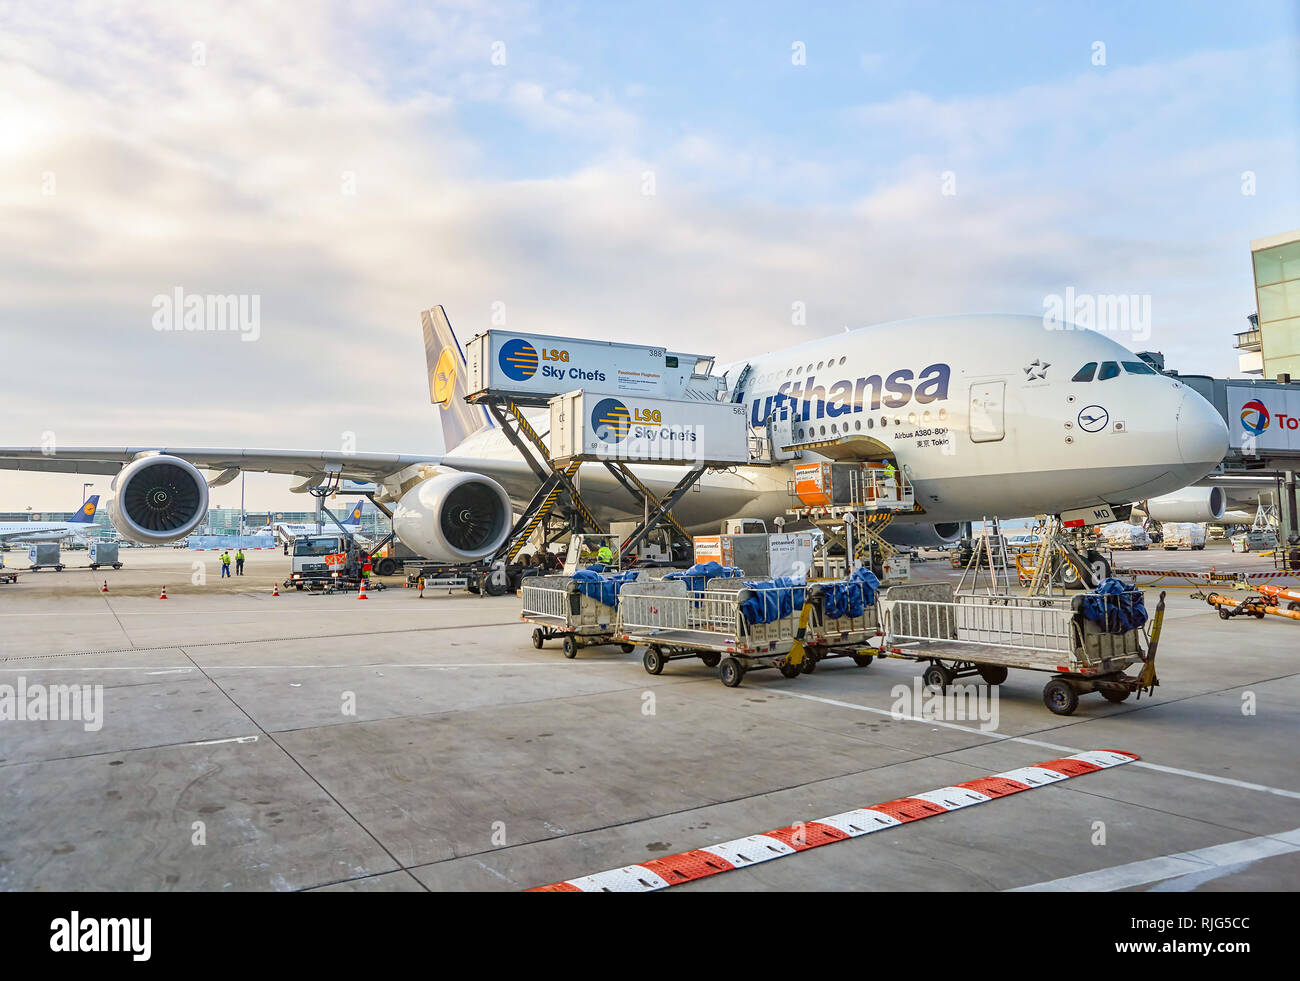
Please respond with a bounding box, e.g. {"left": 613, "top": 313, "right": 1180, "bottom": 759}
{"left": 1072, "top": 362, "right": 1097, "bottom": 382}
{"left": 1098, "top": 361, "right": 1120, "bottom": 380}
{"left": 1122, "top": 361, "right": 1158, "bottom": 375}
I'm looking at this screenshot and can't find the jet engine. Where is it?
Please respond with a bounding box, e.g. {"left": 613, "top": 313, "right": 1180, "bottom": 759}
{"left": 881, "top": 521, "right": 965, "bottom": 548}
{"left": 1141, "top": 487, "right": 1226, "bottom": 523}
{"left": 106, "top": 455, "right": 210, "bottom": 544}
{"left": 391, "top": 470, "right": 513, "bottom": 563}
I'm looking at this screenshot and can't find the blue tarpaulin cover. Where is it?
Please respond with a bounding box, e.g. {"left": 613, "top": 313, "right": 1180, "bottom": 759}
{"left": 738, "top": 577, "right": 807, "bottom": 624}
{"left": 1078, "top": 578, "right": 1147, "bottom": 633}
{"left": 570, "top": 569, "right": 640, "bottom": 607}
{"left": 820, "top": 566, "right": 881, "bottom": 618}
{"left": 664, "top": 561, "right": 743, "bottom": 593}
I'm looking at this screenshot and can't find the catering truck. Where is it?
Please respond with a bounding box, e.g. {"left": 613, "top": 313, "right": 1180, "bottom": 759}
{"left": 465, "top": 331, "right": 725, "bottom": 404}
{"left": 692, "top": 532, "right": 816, "bottom": 579}
{"left": 548, "top": 389, "right": 750, "bottom": 466}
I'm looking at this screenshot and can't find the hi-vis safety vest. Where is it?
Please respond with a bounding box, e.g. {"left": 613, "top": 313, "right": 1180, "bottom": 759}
{"left": 221, "top": 554, "right": 231, "bottom": 565}
{"left": 597, "top": 547, "right": 613, "bottom": 563}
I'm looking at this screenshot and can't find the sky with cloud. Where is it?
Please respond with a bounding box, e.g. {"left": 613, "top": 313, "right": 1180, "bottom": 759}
{"left": 1, "top": 0, "right": 1297, "bottom": 510}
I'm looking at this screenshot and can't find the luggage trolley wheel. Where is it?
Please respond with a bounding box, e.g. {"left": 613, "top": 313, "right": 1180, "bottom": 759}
{"left": 1101, "top": 688, "right": 1131, "bottom": 703}
{"left": 562, "top": 635, "right": 578, "bottom": 659}
{"left": 778, "top": 658, "right": 802, "bottom": 679}
{"left": 532, "top": 628, "right": 545, "bottom": 649}
{"left": 799, "top": 654, "right": 817, "bottom": 674}
{"left": 922, "top": 662, "right": 955, "bottom": 691}
{"left": 1043, "top": 678, "right": 1080, "bottom": 716}
{"left": 851, "top": 653, "right": 874, "bottom": 668}
{"left": 643, "top": 646, "right": 666, "bottom": 675}
{"left": 700, "top": 653, "right": 721, "bottom": 668}
{"left": 1289, "top": 601, "right": 1300, "bottom": 612}
{"left": 977, "top": 665, "right": 1009, "bottom": 685}
{"left": 719, "top": 657, "right": 745, "bottom": 688}
{"left": 1218, "top": 607, "right": 1232, "bottom": 620}
{"left": 620, "top": 643, "right": 636, "bottom": 654}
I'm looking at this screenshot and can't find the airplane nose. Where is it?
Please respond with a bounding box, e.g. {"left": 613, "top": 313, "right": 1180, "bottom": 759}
{"left": 1176, "top": 389, "right": 1229, "bottom": 472}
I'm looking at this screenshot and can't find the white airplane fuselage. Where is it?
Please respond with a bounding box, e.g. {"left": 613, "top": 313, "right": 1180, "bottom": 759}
{"left": 440, "top": 315, "right": 1229, "bottom": 531}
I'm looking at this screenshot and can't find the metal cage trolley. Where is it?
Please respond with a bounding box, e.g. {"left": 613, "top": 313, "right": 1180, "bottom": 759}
{"left": 520, "top": 573, "right": 638, "bottom": 658}
{"left": 877, "top": 582, "right": 1164, "bottom": 715}
{"left": 616, "top": 578, "right": 811, "bottom": 687}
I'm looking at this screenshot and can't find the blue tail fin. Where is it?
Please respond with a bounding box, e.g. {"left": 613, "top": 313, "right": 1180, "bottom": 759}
{"left": 341, "top": 499, "right": 365, "bottom": 526}
{"left": 70, "top": 495, "right": 100, "bottom": 524}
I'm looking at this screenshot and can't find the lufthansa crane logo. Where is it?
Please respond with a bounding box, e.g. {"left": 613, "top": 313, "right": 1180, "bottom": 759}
{"left": 499, "top": 338, "right": 539, "bottom": 381}
{"left": 431, "top": 347, "right": 457, "bottom": 408}
{"left": 1077, "top": 404, "right": 1109, "bottom": 433}
{"left": 1240, "top": 399, "right": 1270, "bottom": 435}
{"left": 82, "top": 501, "right": 96, "bottom": 516}
{"left": 592, "top": 398, "right": 632, "bottom": 442}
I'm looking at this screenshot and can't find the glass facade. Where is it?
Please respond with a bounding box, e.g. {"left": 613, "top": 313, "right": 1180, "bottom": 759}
{"left": 1253, "top": 230, "right": 1300, "bottom": 380}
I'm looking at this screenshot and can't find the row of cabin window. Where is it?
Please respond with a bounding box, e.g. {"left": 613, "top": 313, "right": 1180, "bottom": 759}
{"left": 1071, "top": 360, "right": 1158, "bottom": 382}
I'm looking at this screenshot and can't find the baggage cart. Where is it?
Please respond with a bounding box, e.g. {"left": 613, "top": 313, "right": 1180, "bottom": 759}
{"left": 521, "top": 573, "right": 639, "bottom": 658}
{"left": 876, "top": 582, "right": 1164, "bottom": 715}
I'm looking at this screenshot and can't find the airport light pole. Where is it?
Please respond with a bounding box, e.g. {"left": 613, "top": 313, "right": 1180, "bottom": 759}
{"left": 82, "top": 482, "right": 94, "bottom": 505}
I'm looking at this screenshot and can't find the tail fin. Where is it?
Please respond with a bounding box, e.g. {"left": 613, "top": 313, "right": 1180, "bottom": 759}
{"left": 70, "top": 495, "right": 100, "bottom": 524}
{"left": 421, "top": 305, "right": 495, "bottom": 452}
{"left": 341, "top": 499, "right": 365, "bottom": 526}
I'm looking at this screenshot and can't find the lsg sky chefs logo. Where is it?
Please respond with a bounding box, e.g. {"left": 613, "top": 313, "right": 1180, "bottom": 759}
{"left": 0, "top": 677, "right": 103, "bottom": 731}
{"left": 152, "top": 287, "right": 261, "bottom": 341}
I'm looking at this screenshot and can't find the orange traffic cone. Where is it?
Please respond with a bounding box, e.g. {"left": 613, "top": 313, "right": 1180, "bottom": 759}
{"left": 159, "top": 585, "right": 168, "bottom": 600}
{"left": 357, "top": 579, "right": 368, "bottom": 600}
{"left": 271, "top": 583, "right": 280, "bottom": 597}
{"left": 100, "top": 580, "right": 108, "bottom": 593}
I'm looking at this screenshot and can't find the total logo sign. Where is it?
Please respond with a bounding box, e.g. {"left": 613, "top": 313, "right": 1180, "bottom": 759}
{"left": 1239, "top": 399, "right": 1271, "bottom": 435}
{"left": 1229, "top": 385, "right": 1300, "bottom": 451}
{"left": 498, "top": 338, "right": 605, "bottom": 385}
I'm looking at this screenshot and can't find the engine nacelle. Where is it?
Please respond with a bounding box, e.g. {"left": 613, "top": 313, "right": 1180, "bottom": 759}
{"left": 881, "top": 521, "right": 965, "bottom": 548}
{"left": 1142, "top": 487, "right": 1226, "bottom": 523}
{"left": 107, "top": 455, "right": 210, "bottom": 544}
{"left": 392, "top": 470, "right": 513, "bottom": 563}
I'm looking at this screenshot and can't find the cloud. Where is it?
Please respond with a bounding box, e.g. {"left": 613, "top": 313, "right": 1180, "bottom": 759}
{"left": 0, "top": 2, "right": 1295, "bottom": 508}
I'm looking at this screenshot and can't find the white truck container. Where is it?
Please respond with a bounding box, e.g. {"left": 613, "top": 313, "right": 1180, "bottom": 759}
{"left": 549, "top": 389, "right": 750, "bottom": 466}
{"left": 465, "top": 330, "right": 725, "bottom": 403}
{"left": 692, "top": 532, "right": 815, "bottom": 579}
{"left": 1161, "top": 522, "right": 1207, "bottom": 550}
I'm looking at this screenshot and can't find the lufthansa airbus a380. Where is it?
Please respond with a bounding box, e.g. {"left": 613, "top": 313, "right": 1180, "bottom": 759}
{"left": 0, "top": 310, "right": 1229, "bottom": 565}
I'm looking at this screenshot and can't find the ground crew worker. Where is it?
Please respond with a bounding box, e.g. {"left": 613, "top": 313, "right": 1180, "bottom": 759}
{"left": 596, "top": 542, "right": 613, "bottom": 566}
{"left": 361, "top": 556, "right": 372, "bottom": 579}
{"left": 220, "top": 551, "right": 231, "bottom": 577}
{"left": 235, "top": 548, "right": 245, "bottom": 575}
{"left": 882, "top": 458, "right": 899, "bottom": 500}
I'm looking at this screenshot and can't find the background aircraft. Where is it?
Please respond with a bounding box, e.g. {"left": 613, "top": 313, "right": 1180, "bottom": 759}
{"left": 0, "top": 495, "right": 101, "bottom": 544}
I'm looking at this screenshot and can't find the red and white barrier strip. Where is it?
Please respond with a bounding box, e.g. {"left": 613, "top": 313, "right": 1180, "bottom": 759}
{"left": 528, "top": 750, "right": 1137, "bottom": 892}
{"left": 1115, "top": 568, "right": 1300, "bottom": 584}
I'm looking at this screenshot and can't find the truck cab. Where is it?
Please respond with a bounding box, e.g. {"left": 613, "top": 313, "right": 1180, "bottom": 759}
{"left": 288, "top": 534, "right": 349, "bottom": 589}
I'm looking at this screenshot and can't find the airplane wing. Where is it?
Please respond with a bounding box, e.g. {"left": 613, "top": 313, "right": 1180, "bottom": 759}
{"left": 0, "top": 447, "right": 443, "bottom": 485}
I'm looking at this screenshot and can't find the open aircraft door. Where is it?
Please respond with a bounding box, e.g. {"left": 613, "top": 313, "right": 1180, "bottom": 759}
{"left": 968, "top": 381, "right": 1006, "bottom": 443}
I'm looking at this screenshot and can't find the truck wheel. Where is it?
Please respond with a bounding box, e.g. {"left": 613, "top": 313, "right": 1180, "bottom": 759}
{"left": 1043, "top": 679, "right": 1079, "bottom": 716}
{"left": 851, "top": 653, "right": 874, "bottom": 667}
{"left": 978, "top": 665, "right": 1009, "bottom": 685}
{"left": 700, "top": 653, "right": 721, "bottom": 668}
{"left": 923, "top": 663, "right": 954, "bottom": 691}
{"left": 532, "top": 628, "right": 544, "bottom": 649}
{"left": 563, "top": 635, "right": 578, "bottom": 659}
{"left": 482, "top": 573, "right": 507, "bottom": 597}
{"left": 643, "top": 646, "right": 665, "bottom": 675}
{"left": 719, "top": 657, "right": 744, "bottom": 688}
{"left": 375, "top": 557, "right": 397, "bottom": 577}
{"left": 1101, "top": 689, "right": 1130, "bottom": 703}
